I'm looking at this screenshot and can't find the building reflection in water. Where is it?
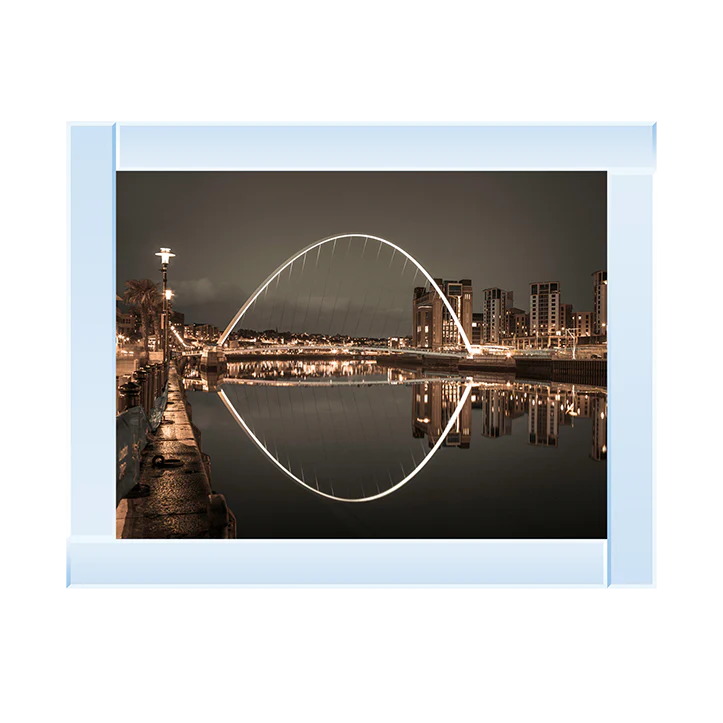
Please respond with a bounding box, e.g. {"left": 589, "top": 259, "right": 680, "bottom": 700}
{"left": 182, "top": 357, "right": 607, "bottom": 463}
{"left": 412, "top": 381, "right": 471, "bottom": 449}
{"left": 471, "top": 388, "right": 521, "bottom": 439}
{"left": 413, "top": 378, "right": 607, "bottom": 462}
{"left": 591, "top": 395, "right": 607, "bottom": 462}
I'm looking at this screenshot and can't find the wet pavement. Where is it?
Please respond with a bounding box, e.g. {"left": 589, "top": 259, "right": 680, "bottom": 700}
{"left": 116, "top": 367, "right": 231, "bottom": 538}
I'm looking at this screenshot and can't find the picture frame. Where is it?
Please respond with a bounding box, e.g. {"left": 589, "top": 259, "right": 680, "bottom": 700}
{"left": 67, "top": 122, "right": 654, "bottom": 586}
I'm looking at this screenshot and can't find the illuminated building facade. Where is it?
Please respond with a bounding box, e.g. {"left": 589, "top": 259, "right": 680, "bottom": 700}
{"left": 481, "top": 288, "right": 513, "bottom": 343}
{"left": 530, "top": 281, "right": 561, "bottom": 340}
{"left": 574, "top": 311, "right": 593, "bottom": 337}
{"left": 471, "top": 313, "right": 483, "bottom": 345}
{"left": 504, "top": 308, "right": 530, "bottom": 338}
{"left": 412, "top": 279, "right": 473, "bottom": 350}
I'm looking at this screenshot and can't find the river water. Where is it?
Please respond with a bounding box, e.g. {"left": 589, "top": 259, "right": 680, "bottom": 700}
{"left": 183, "top": 358, "right": 607, "bottom": 539}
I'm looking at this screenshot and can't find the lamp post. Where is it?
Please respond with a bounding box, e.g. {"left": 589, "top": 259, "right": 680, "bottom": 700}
{"left": 165, "top": 288, "right": 173, "bottom": 359}
{"left": 563, "top": 328, "right": 577, "bottom": 359}
{"left": 155, "top": 247, "right": 175, "bottom": 365}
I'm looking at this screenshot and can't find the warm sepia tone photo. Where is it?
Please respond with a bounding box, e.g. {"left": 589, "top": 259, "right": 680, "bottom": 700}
{"left": 116, "top": 171, "right": 607, "bottom": 539}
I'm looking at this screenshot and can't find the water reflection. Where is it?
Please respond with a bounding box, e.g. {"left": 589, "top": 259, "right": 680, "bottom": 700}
{"left": 412, "top": 381, "right": 472, "bottom": 449}
{"left": 227, "top": 358, "right": 379, "bottom": 381}
{"left": 182, "top": 358, "right": 607, "bottom": 538}
{"left": 182, "top": 358, "right": 607, "bottom": 504}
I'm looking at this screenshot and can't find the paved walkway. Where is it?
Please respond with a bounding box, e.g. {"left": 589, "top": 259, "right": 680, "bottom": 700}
{"left": 116, "top": 367, "right": 223, "bottom": 538}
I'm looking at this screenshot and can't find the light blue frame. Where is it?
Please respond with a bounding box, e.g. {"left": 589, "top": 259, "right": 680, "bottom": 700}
{"left": 67, "top": 122, "right": 655, "bottom": 587}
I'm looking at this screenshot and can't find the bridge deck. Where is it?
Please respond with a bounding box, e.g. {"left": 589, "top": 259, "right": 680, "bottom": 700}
{"left": 183, "top": 345, "right": 466, "bottom": 359}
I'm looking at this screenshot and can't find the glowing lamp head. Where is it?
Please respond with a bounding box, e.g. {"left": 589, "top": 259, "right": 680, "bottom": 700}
{"left": 156, "top": 247, "right": 176, "bottom": 265}
{"left": 165, "top": 289, "right": 173, "bottom": 300}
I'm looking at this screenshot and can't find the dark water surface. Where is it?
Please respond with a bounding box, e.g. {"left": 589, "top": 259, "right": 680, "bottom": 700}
{"left": 184, "top": 359, "right": 607, "bottom": 539}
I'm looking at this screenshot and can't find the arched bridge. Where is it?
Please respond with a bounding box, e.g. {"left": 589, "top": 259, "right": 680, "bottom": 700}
{"left": 218, "top": 379, "right": 474, "bottom": 503}
{"left": 212, "top": 233, "right": 473, "bottom": 357}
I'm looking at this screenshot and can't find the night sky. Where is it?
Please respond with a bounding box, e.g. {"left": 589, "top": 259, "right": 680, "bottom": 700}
{"left": 116, "top": 172, "right": 606, "bottom": 336}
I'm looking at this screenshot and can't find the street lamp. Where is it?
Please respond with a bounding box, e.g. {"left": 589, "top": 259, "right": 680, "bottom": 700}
{"left": 563, "top": 328, "right": 577, "bottom": 359}
{"left": 155, "top": 247, "right": 175, "bottom": 364}
{"left": 165, "top": 289, "right": 174, "bottom": 351}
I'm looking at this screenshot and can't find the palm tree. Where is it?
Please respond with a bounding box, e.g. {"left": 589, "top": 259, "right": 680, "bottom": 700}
{"left": 123, "top": 279, "right": 162, "bottom": 363}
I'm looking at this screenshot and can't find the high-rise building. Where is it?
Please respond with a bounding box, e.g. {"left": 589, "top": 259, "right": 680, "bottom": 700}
{"left": 504, "top": 307, "right": 530, "bottom": 338}
{"left": 471, "top": 312, "right": 483, "bottom": 345}
{"left": 412, "top": 279, "right": 473, "bottom": 350}
{"left": 481, "top": 288, "right": 513, "bottom": 343}
{"left": 529, "top": 281, "right": 561, "bottom": 341}
{"left": 574, "top": 311, "right": 593, "bottom": 337}
{"left": 561, "top": 303, "right": 574, "bottom": 331}
{"left": 592, "top": 270, "right": 607, "bottom": 338}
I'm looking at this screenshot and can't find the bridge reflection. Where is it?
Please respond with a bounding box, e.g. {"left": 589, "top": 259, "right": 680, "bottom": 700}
{"left": 181, "top": 359, "right": 607, "bottom": 502}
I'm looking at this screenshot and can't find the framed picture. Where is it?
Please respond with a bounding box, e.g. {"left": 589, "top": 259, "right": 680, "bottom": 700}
{"left": 68, "top": 123, "right": 654, "bottom": 586}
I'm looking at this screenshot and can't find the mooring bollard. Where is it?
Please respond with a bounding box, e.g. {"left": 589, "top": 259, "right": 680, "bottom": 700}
{"left": 118, "top": 381, "right": 141, "bottom": 413}
{"left": 156, "top": 362, "right": 163, "bottom": 396}
{"left": 133, "top": 367, "right": 149, "bottom": 417}
{"left": 149, "top": 363, "right": 159, "bottom": 405}
{"left": 150, "top": 364, "right": 158, "bottom": 408}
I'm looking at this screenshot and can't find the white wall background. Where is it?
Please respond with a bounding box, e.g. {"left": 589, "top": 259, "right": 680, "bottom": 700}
{"left": 2, "top": 2, "right": 720, "bottom": 721}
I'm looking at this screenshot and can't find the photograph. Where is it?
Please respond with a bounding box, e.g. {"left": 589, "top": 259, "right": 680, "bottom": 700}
{"left": 115, "top": 171, "right": 608, "bottom": 539}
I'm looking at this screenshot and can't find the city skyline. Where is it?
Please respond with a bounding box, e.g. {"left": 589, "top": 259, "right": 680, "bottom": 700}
{"left": 118, "top": 262, "right": 607, "bottom": 352}
{"left": 117, "top": 171, "right": 606, "bottom": 332}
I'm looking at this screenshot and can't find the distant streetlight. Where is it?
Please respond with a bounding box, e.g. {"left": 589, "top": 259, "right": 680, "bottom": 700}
{"left": 155, "top": 247, "right": 176, "bottom": 364}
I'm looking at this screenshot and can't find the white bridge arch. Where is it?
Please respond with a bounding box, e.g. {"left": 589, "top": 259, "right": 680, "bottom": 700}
{"left": 218, "top": 382, "right": 474, "bottom": 503}
{"left": 218, "top": 233, "right": 474, "bottom": 355}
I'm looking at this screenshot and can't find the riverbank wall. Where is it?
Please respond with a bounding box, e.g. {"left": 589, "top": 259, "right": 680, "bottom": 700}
{"left": 514, "top": 358, "right": 607, "bottom": 387}
{"left": 377, "top": 354, "right": 516, "bottom": 375}
{"left": 378, "top": 354, "right": 607, "bottom": 387}
{"left": 116, "top": 365, "right": 236, "bottom": 539}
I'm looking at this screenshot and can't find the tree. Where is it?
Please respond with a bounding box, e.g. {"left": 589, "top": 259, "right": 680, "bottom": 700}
{"left": 123, "top": 279, "right": 161, "bottom": 363}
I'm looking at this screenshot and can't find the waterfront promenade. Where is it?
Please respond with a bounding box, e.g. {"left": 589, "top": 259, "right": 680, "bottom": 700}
{"left": 116, "top": 366, "right": 235, "bottom": 538}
